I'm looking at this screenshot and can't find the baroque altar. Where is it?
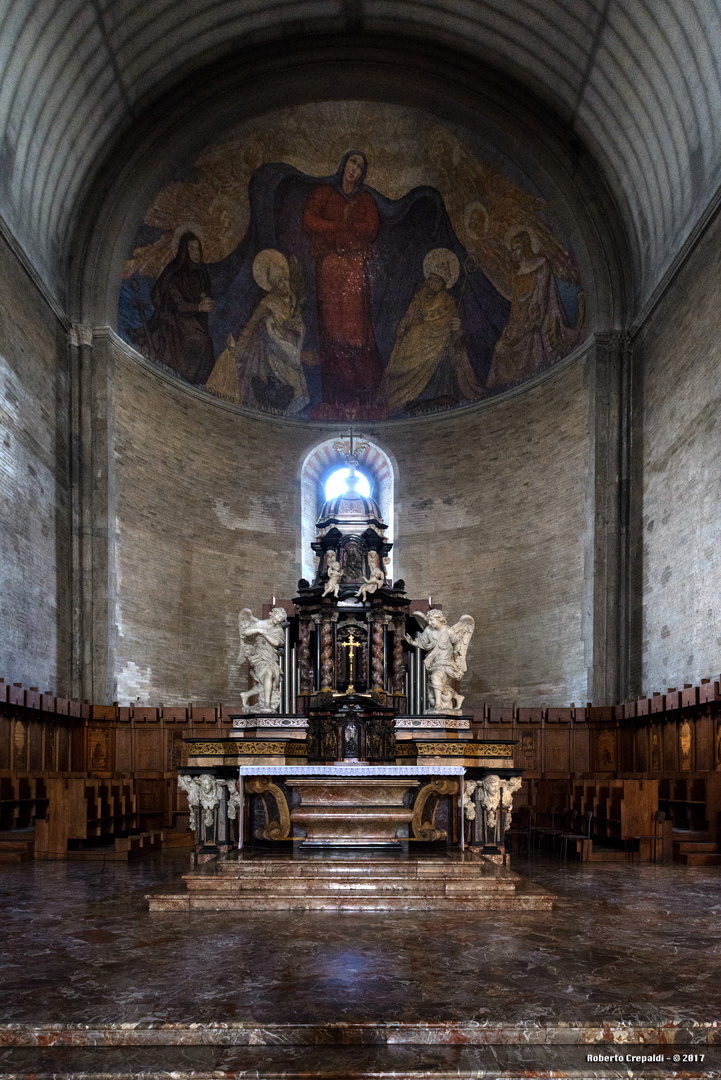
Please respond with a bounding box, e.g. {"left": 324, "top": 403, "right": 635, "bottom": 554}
{"left": 177, "top": 444, "right": 523, "bottom": 861}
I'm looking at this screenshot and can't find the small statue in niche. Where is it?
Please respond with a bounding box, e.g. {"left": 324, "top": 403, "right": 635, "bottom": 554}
{"left": 355, "top": 550, "right": 389, "bottom": 602}
{"left": 405, "top": 609, "right": 475, "bottom": 714}
{"left": 321, "top": 550, "right": 342, "bottom": 598}
{"left": 237, "top": 606, "right": 288, "bottom": 713}
{"left": 342, "top": 540, "right": 365, "bottom": 582}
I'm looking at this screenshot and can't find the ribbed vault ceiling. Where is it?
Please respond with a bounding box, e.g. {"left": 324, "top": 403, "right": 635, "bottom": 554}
{"left": 2, "top": 0, "right": 721, "bottom": 316}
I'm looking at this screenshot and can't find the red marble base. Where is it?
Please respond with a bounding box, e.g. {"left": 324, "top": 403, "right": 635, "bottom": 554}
{"left": 147, "top": 850, "right": 555, "bottom": 911}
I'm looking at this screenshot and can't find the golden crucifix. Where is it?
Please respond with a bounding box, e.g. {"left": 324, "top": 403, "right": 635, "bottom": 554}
{"left": 341, "top": 632, "right": 361, "bottom": 695}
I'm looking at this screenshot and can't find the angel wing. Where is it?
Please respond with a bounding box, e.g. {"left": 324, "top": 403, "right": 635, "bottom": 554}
{"left": 237, "top": 607, "right": 257, "bottom": 664}
{"left": 450, "top": 614, "right": 475, "bottom": 674}
{"left": 412, "top": 610, "right": 429, "bottom": 629}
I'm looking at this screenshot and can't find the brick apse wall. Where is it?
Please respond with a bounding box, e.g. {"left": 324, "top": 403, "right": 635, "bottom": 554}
{"left": 635, "top": 205, "right": 721, "bottom": 697}
{"left": 0, "top": 232, "right": 71, "bottom": 692}
{"left": 110, "top": 336, "right": 593, "bottom": 709}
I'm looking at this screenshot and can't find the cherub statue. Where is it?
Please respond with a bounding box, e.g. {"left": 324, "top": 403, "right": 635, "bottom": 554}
{"left": 355, "top": 550, "right": 389, "bottom": 602}
{"left": 237, "top": 606, "right": 288, "bottom": 713}
{"left": 405, "top": 608, "right": 475, "bottom": 714}
{"left": 321, "top": 550, "right": 342, "bottom": 598}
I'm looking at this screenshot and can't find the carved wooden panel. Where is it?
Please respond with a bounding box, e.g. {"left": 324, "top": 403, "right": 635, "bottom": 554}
{"left": 136, "top": 728, "right": 161, "bottom": 771}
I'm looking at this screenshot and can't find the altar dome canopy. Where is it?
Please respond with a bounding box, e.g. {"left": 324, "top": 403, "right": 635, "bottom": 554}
{"left": 316, "top": 469, "right": 387, "bottom": 538}
{"left": 118, "top": 99, "right": 590, "bottom": 424}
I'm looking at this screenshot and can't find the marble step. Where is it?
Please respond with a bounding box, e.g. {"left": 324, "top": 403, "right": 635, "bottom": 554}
{"left": 182, "top": 876, "right": 517, "bottom": 895}
{"left": 148, "top": 852, "right": 555, "bottom": 910}
{"left": 219, "top": 858, "right": 505, "bottom": 877}
{"left": 147, "top": 883, "right": 554, "bottom": 911}
{"left": 4, "top": 1020, "right": 716, "bottom": 1048}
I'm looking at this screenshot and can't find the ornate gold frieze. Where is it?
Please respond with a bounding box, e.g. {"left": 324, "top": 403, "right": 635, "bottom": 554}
{"left": 188, "top": 741, "right": 307, "bottom": 756}
{"left": 415, "top": 742, "right": 514, "bottom": 758}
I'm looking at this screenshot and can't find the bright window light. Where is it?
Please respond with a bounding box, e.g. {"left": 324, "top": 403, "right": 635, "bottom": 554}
{"left": 325, "top": 468, "right": 371, "bottom": 500}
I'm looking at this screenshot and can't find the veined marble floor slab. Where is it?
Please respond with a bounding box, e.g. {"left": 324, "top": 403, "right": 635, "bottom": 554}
{"left": 0, "top": 1043, "right": 720, "bottom": 1078}
{"left": 0, "top": 851, "right": 720, "bottom": 1076}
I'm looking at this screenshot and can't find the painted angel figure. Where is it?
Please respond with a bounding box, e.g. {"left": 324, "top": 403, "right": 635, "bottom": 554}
{"left": 355, "top": 550, "right": 389, "bottom": 602}
{"left": 405, "top": 609, "right": 475, "bottom": 714}
{"left": 237, "top": 606, "right": 288, "bottom": 714}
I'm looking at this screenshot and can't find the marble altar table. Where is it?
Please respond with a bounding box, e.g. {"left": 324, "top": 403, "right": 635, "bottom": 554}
{"left": 236, "top": 764, "right": 467, "bottom": 848}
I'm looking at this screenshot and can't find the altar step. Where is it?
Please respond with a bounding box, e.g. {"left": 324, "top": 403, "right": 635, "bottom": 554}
{"left": 147, "top": 852, "right": 555, "bottom": 911}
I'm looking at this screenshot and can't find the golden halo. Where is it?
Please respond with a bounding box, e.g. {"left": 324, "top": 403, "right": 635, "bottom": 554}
{"left": 464, "top": 201, "right": 489, "bottom": 240}
{"left": 253, "top": 248, "right": 289, "bottom": 291}
{"left": 423, "top": 247, "right": 460, "bottom": 288}
{"left": 504, "top": 225, "right": 541, "bottom": 253}
{"left": 172, "top": 223, "right": 205, "bottom": 254}
{"left": 328, "top": 135, "right": 376, "bottom": 176}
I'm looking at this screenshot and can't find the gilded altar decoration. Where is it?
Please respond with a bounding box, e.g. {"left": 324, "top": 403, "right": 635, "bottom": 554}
{"left": 246, "top": 778, "right": 291, "bottom": 840}
{"left": 414, "top": 742, "right": 514, "bottom": 757}
{"left": 187, "top": 741, "right": 307, "bottom": 756}
{"left": 411, "top": 778, "right": 458, "bottom": 841}
{"left": 119, "top": 101, "right": 587, "bottom": 420}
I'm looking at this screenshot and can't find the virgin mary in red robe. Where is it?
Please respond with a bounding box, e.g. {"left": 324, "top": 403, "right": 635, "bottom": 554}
{"left": 207, "top": 152, "right": 510, "bottom": 417}
{"left": 301, "top": 151, "right": 383, "bottom": 404}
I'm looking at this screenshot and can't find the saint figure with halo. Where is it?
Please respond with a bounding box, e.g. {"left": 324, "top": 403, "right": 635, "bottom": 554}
{"left": 206, "top": 248, "right": 308, "bottom": 414}
{"left": 381, "top": 248, "right": 483, "bottom": 414}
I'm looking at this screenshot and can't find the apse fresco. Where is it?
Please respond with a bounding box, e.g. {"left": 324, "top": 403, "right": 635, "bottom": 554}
{"left": 118, "top": 102, "right": 587, "bottom": 421}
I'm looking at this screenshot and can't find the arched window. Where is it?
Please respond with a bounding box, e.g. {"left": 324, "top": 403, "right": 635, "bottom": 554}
{"left": 300, "top": 438, "right": 395, "bottom": 583}
{"left": 324, "top": 467, "right": 372, "bottom": 500}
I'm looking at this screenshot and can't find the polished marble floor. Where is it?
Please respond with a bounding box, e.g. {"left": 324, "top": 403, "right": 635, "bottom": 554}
{"left": 1, "top": 850, "right": 720, "bottom": 1075}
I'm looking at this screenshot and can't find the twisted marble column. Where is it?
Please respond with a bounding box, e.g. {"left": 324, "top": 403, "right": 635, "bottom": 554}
{"left": 392, "top": 616, "right": 406, "bottom": 694}
{"left": 298, "top": 619, "right": 312, "bottom": 693}
{"left": 371, "top": 618, "right": 385, "bottom": 691}
{"left": 320, "top": 616, "right": 333, "bottom": 690}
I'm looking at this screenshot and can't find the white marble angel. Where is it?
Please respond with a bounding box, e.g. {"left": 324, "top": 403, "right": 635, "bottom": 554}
{"left": 355, "top": 550, "right": 389, "bottom": 602}
{"left": 321, "top": 550, "right": 342, "bottom": 598}
{"left": 405, "top": 608, "right": 475, "bottom": 714}
{"left": 237, "top": 606, "right": 287, "bottom": 713}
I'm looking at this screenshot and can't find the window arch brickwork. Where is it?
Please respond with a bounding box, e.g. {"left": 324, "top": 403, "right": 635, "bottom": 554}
{"left": 300, "top": 438, "right": 395, "bottom": 583}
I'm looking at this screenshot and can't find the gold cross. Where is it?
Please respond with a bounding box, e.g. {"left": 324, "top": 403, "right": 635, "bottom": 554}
{"left": 341, "top": 632, "right": 361, "bottom": 695}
